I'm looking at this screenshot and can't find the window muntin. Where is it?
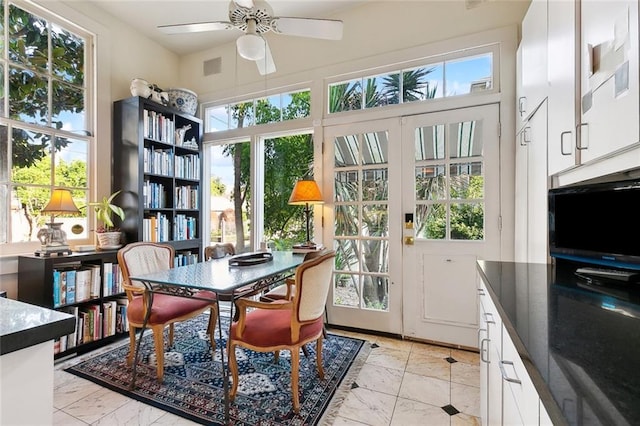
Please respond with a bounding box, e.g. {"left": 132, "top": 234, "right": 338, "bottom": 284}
{"left": 328, "top": 52, "right": 493, "bottom": 114}
{"left": 1, "top": 1, "right": 92, "bottom": 246}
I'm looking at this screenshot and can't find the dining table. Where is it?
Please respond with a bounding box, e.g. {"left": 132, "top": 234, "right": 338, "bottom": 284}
{"left": 128, "top": 250, "right": 306, "bottom": 423}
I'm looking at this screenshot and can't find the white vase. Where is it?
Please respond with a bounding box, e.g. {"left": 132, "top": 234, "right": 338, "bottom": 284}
{"left": 130, "top": 78, "right": 151, "bottom": 98}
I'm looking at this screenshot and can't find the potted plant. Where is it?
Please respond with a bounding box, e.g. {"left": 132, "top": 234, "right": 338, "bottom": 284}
{"left": 84, "top": 190, "right": 126, "bottom": 249}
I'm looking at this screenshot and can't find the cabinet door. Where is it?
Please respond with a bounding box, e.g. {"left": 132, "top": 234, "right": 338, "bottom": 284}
{"left": 501, "top": 325, "right": 540, "bottom": 426}
{"left": 547, "top": 0, "right": 577, "bottom": 175}
{"left": 518, "top": 0, "right": 548, "bottom": 124}
{"left": 478, "top": 280, "right": 502, "bottom": 426}
{"left": 515, "top": 102, "right": 548, "bottom": 264}
{"left": 580, "top": 0, "right": 639, "bottom": 163}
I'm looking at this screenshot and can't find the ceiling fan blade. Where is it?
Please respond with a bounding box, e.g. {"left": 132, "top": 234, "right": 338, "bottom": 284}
{"left": 158, "top": 21, "right": 234, "bottom": 34}
{"left": 256, "top": 40, "right": 276, "bottom": 75}
{"left": 270, "top": 17, "right": 343, "bottom": 40}
{"left": 233, "top": 0, "right": 255, "bottom": 9}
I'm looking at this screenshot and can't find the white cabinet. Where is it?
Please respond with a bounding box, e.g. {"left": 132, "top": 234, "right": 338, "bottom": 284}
{"left": 579, "top": 0, "right": 640, "bottom": 163}
{"left": 478, "top": 277, "right": 552, "bottom": 426}
{"left": 478, "top": 280, "right": 502, "bottom": 426}
{"left": 517, "top": 0, "right": 548, "bottom": 127}
{"left": 514, "top": 101, "right": 548, "bottom": 264}
{"left": 547, "top": 0, "right": 578, "bottom": 175}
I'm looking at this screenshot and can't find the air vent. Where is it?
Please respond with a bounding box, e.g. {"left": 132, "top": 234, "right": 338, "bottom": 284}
{"left": 203, "top": 57, "right": 222, "bottom": 76}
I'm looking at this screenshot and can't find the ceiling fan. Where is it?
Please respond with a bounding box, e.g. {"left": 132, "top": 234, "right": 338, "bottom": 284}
{"left": 158, "top": 0, "right": 344, "bottom": 75}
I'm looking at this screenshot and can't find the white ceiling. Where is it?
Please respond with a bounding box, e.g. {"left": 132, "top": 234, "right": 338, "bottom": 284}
{"left": 87, "top": 0, "right": 366, "bottom": 55}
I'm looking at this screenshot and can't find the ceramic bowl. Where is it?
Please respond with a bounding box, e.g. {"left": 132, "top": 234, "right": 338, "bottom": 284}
{"left": 167, "top": 88, "right": 198, "bottom": 116}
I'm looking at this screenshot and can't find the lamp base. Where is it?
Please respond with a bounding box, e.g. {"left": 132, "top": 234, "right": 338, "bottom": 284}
{"left": 35, "top": 245, "right": 72, "bottom": 257}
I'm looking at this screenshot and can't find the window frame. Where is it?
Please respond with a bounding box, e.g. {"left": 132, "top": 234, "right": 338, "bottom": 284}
{"left": 0, "top": 0, "right": 98, "bottom": 256}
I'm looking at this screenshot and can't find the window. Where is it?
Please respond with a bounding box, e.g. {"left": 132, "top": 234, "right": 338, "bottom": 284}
{"left": 204, "top": 90, "right": 315, "bottom": 252}
{"left": 328, "top": 52, "right": 493, "bottom": 114}
{"left": 0, "top": 1, "right": 93, "bottom": 246}
{"left": 204, "top": 89, "right": 311, "bottom": 132}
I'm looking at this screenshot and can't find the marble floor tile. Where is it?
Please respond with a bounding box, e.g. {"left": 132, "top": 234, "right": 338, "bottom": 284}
{"left": 354, "top": 362, "right": 404, "bottom": 396}
{"left": 451, "top": 359, "right": 481, "bottom": 387}
{"left": 151, "top": 412, "right": 203, "bottom": 425}
{"left": 366, "top": 346, "right": 410, "bottom": 371}
{"left": 452, "top": 412, "right": 482, "bottom": 426}
{"left": 62, "top": 386, "right": 131, "bottom": 424}
{"left": 53, "top": 409, "right": 87, "bottom": 426}
{"left": 451, "top": 381, "right": 481, "bottom": 418}
{"left": 370, "top": 335, "right": 413, "bottom": 353}
{"left": 398, "top": 371, "right": 451, "bottom": 407}
{"left": 390, "top": 397, "right": 452, "bottom": 426}
{"left": 408, "top": 342, "right": 452, "bottom": 359}
{"left": 337, "top": 387, "right": 397, "bottom": 426}
{"left": 91, "top": 400, "right": 167, "bottom": 425}
{"left": 405, "top": 350, "right": 451, "bottom": 381}
{"left": 53, "top": 375, "right": 104, "bottom": 409}
{"left": 329, "top": 415, "right": 372, "bottom": 425}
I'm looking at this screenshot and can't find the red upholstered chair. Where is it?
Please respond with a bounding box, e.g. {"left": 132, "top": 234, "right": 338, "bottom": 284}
{"left": 228, "top": 250, "right": 336, "bottom": 413}
{"left": 117, "top": 242, "right": 218, "bottom": 381}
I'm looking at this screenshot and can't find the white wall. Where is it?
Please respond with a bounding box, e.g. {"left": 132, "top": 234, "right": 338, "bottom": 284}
{"left": 177, "top": 0, "right": 530, "bottom": 95}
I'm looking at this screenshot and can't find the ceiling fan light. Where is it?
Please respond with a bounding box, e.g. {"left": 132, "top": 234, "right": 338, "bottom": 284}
{"left": 236, "top": 33, "right": 265, "bottom": 61}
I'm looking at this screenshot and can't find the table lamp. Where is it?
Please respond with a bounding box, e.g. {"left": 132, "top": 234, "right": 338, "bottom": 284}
{"left": 288, "top": 179, "right": 324, "bottom": 249}
{"left": 35, "top": 188, "right": 80, "bottom": 256}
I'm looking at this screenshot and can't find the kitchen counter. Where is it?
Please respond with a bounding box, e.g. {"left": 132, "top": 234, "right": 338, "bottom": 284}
{"left": 477, "top": 260, "right": 640, "bottom": 426}
{"left": 0, "top": 297, "right": 75, "bottom": 355}
{"left": 0, "top": 297, "right": 75, "bottom": 425}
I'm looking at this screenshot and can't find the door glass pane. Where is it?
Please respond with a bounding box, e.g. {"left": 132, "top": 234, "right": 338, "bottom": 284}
{"left": 335, "top": 170, "right": 358, "bottom": 202}
{"left": 415, "top": 165, "right": 446, "bottom": 201}
{"left": 335, "top": 238, "right": 359, "bottom": 271}
{"left": 334, "top": 134, "right": 359, "bottom": 167}
{"left": 363, "top": 275, "right": 388, "bottom": 310}
{"left": 451, "top": 202, "right": 484, "bottom": 240}
{"left": 449, "top": 120, "right": 483, "bottom": 159}
{"left": 415, "top": 203, "right": 446, "bottom": 239}
{"left": 335, "top": 204, "right": 358, "bottom": 236}
{"left": 362, "top": 131, "right": 388, "bottom": 165}
{"left": 334, "top": 273, "right": 359, "bottom": 307}
{"left": 362, "top": 239, "right": 389, "bottom": 273}
{"left": 450, "top": 162, "right": 483, "bottom": 200}
{"left": 415, "top": 124, "right": 445, "bottom": 160}
{"left": 363, "top": 168, "right": 387, "bottom": 201}
{"left": 362, "top": 204, "right": 388, "bottom": 237}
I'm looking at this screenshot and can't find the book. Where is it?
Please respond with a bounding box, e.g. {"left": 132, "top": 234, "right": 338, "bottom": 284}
{"left": 292, "top": 244, "right": 325, "bottom": 254}
{"left": 75, "top": 268, "right": 92, "bottom": 302}
{"left": 90, "top": 265, "right": 101, "bottom": 298}
{"left": 66, "top": 269, "right": 76, "bottom": 304}
{"left": 52, "top": 270, "right": 61, "bottom": 307}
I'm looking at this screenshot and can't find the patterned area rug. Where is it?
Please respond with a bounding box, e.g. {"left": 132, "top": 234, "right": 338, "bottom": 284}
{"left": 65, "top": 314, "right": 368, "bottom": 425}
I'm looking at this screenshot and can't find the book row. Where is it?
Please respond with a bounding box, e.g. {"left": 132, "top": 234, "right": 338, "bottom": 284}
{"left": 53, "top": 262, "right": 124, "bottom": 308}
{"left": 143, "top": 109, "right": 175, "bottom": 144}
{"left": 54, "top": 299, "right": 129, "bottom": 354}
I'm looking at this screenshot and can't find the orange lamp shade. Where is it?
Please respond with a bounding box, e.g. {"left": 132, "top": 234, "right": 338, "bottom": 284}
{"left": 42, "top": 188, "right": 80, "bottom": 215}
{"left": 288, "top": 180, "right": 324, "bottom": 205}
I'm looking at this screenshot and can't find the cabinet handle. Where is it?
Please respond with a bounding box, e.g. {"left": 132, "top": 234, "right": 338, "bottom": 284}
{"left": 560, "top": 131, "right": 572, "bottom": 155}
{"left": 477, "top": 288, "right": 486, "bottom": 296}
{"left": 520, "top": 126, "right": 531, "bottom": 146}
{"left": 499, "top": 360, "right": 522, "bottom": 384}
{"left": 518, "top": 96, "right": 527, "bottom": 117}
{"left": 576, "top": 123, "right": 589, "bottom": 150}
{"left": 484, "top": 312, "right": 495, "bottom": 325}
{"left": 480, "top": 337, "right": 490, "bottom": 363}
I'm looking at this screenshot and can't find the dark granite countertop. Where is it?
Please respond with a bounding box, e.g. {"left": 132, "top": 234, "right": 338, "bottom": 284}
{"left": 0, "top": 298, "right": 76, "bottom": 355}
{"left": 477, "top": 260, "right": 640, "bottom": 426}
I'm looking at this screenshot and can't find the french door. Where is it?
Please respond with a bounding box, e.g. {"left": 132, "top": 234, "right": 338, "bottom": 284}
{"left": 323, "top": 105, "right": 501, "bottom": 342}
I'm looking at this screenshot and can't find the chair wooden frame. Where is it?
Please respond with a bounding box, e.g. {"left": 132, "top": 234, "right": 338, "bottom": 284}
{"left": 118, "top": 242, "right": 218, "bottom": 381}
{"left": 228, "top": 250, "right": 336, "bottom": 413}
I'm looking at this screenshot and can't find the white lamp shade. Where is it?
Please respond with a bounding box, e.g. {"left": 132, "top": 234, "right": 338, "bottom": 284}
{"left": 237, "top": 33, "right": 265, "bottom": 61}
